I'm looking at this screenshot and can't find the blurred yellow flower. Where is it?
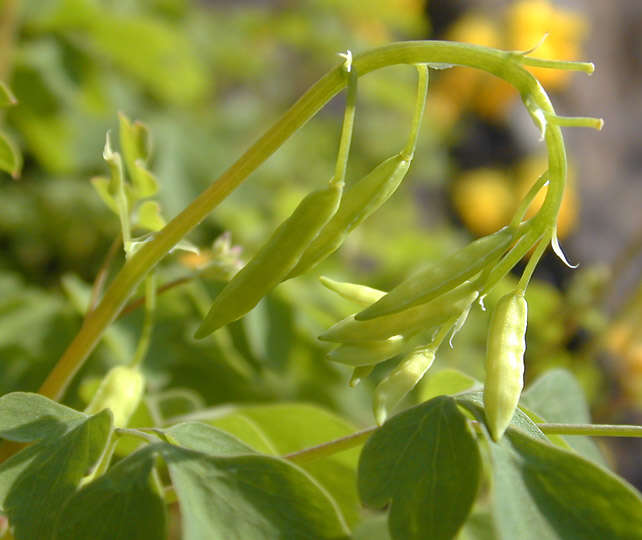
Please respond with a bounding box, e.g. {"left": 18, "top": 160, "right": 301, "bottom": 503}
{"left": 451, "top": 167, "right": 514, "bottom": 236}
{"left": 506, "top": 0, "right": 588, "bottom": 89}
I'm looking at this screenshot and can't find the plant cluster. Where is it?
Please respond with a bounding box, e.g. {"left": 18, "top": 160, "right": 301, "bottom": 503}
{"left": 1, "top": 35, "right": 641, "bottom": 540}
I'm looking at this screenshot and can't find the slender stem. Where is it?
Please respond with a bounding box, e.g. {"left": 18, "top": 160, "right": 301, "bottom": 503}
{"left": 283, "top": 421, "right": 642, "bottom": 464}
{"left": 518, "top": 56, "right": 595, "bottom": 74}
{"left": 130, "top": 273, "right": 156, "bottom": 368}
{"left": 546, "top": 114, "right": 603, "bottom": 130}
{"left": 114, "top": 427, "right": 160, "bottom": 444}
{"left": 401, "top": 64, "right": 429, "bottom": 159}
{"left": 510, "top": 171, "right": 548, "bottom": 230}
{"left": 537, "top": 423, "right": 642, "bottom": 438}
{"left": 284, "top": 426, "right": 376, "bottom": 464}
{"left": 36, "top": 41, "right": 569, "bottom": 402}
{"left": 118, "top": 275, "right": 191, "bottom": 319}
{"left": 89, "top": 235, "right": 123, "bottom": 312}
{"left": 517, "top": 231, "right": 551, "bottom": 291}
{"left": 332, "top": 67, "right": 358, "bottom": 187}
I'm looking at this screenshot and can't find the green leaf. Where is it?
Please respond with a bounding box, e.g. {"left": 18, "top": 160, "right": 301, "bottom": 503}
{"left": 0, "top": 410, "right": 112, "bottom": 540}
{"left": 90, "top": 176, "right": 119, "bottom": 214}
{"left": 161, "top": 444, "right": 350, "bottom": 540}
{"left": 358, "top": 396, "right": 482, "bottom": 540}
{"left": 521, "top": 369, "right": 605, "bottom": 464}
{"left": 488, "top": 428, "right": 642, "bottom": 540}
{"left": 0, "top": 392, "right": 84, "bottom": 442}
{"left": 164, "top": 421, "right": 256, "bottom": 456}
{"left": 0, "top": 81, "right": 18, "bottom": 107}
{"left": 456, "top": 391, "right": 549, "bottom": 442}
{"left": 189, "top": 403, "right": 361, "bottom": 527}
{"left": 54, "top": 446, "right": 166, "bottom": 540}
{"left": 136, "top": 200, "right": 166, "bottom": 231}
{"left": 0, "top": 131, "right": 21, "bottom": 178}
{"left": 418, "top": 368, "right": 479, "bottom": 402}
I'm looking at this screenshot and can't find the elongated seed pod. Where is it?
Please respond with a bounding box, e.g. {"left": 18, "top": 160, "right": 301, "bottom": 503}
{"left": 319, "top": 275, "right": 386, "bottom": 306}
{"left": 286, "top": 154, "right": 411, "bottom": 279}
{"left": 319, "top": 282, "right": 479, "bottom": 343}
{"left": 195, "top": 183, "right": 343, "bottom": 338}
{"left": 85, "top": 365, "right": 145, "bottom": 428}
{"left": 483, "top": 290, "right": 528, "bottom": 441}
{"left": 327, "top": 335, "right": 406, "bottom": 367}
{"left": 356, "top": 226, "right": 514, "bottom": 320}
{"left": 374, "top": 345, "right": 436, "bottom": 425}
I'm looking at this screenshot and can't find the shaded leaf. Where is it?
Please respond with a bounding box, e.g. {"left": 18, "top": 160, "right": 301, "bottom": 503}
{"left": 161, "top": 444, "right": 350, "bottom": 540}
{"left": 0, "top": 410, "right": 112, "bottom": 540}
{"left": 359, "top": 396, "right": 481, "bottom": 540}
{"left": 54, "top": 446, "right": 166, "bottom": 540}
{"left": 0, "top": 392, "right": 84, "bottom": 442}
{"left": 489, "top": 428, "right": 642, "bottom": 540}
{"left": 207, "top": 403, "right": 361, "bottom": 526}
{"left": 521, "top": 369, "right": 605, "bottom": 464}
{"left": 456, "top": 391, "right": 548, "bottom": 442}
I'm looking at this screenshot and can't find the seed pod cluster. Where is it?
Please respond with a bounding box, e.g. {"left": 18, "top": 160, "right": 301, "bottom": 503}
{"left": 483, "top": 290, "right": 528, "bottom": 441}
{"left": 356, "top": 226, "right": 514, "bottom": 320}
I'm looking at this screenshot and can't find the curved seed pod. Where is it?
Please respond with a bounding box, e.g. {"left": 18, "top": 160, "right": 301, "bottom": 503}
{"left": 327, "top": 335, "right": 406, "bottom": 367}
{"left": 286, "top": 154, "right": 411, "bottom": 279}
{"left": 195, "top": 183, "right": 343, "bottom": 338}
{"left": 319, "top": 275, "right": 386, "bottom": 306}
{"left": 483, "top": 290, "right": 528, "bottom": 441}
{"left": 356, "top": 226, "right": 514, "bottom": 320}
{"left": 85, "top": 365, "right": 145, "bottom": 428}
{"left": 319, "top": 282, "right": 479, "bottom": 344}
{"left": 374, "top": 345, "right": 436, "bottom": 425}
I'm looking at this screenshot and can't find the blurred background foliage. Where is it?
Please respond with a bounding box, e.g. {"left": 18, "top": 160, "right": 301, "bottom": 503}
{"left": 0, "top": 0, "right": 640, "bottom": 488}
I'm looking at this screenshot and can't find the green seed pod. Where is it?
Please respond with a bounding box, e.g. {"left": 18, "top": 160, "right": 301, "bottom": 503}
{"left": 349, "top": 365, "right": 375, "bottom": 387}
{"left": 195, "top": 183, "right": 343, "bottom": 338}
{"left": 483, "top": 290, "right": 528, "bottom": 441}
{"left": 85, "top": 365, "right": 145, "bottom": 428}
{"left": 327, "top": 335, "right": 406, "bottom": 367}
{"left": 319, "top": 282, "right": 479, "bottom": 344}
{"left": 374, "top": 345, "right": 436, "bottom": 425}
{"left": 356, "top": 227, "right": 514, "bottom": 320}
{"left": 319, "top": 275, "right": 386, "bottom": 306}
{"left": 286, "top": 153, "right": 411, "bottom": 279}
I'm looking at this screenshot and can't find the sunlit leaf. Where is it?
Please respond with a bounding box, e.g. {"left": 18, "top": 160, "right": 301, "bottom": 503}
{"left": 359, "top": 396, "right": 481, "bottom": 540}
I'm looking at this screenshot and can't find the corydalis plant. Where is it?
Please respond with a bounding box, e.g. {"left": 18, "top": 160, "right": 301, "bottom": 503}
{"left": 34, "top": 41, "right": 602, "bottom": 404}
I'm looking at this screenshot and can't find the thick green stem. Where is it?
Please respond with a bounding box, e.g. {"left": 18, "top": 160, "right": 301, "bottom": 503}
{"left": 37, "top": 41, "right": 571, "bottom": 401}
